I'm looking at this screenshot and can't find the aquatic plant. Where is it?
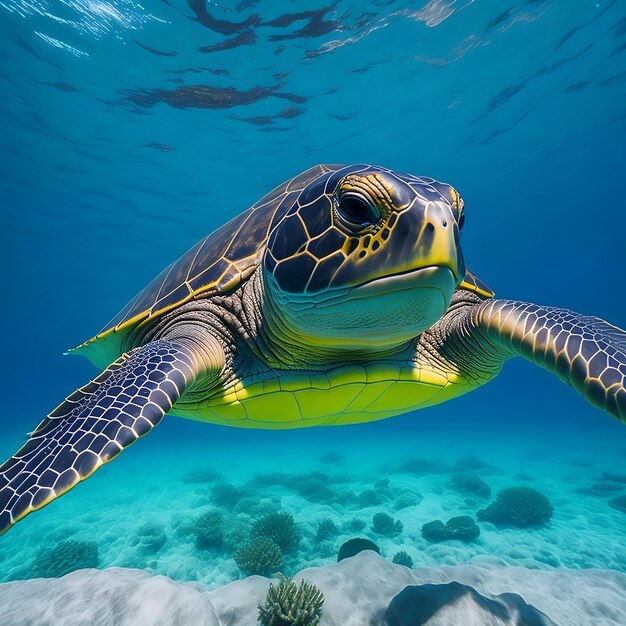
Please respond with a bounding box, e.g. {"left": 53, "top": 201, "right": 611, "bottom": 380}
{"left": 315, "top": 518, "right": 339, "bottom": 543}
{"left": 258, "top": 574, "right": 324, "bottom": 626}
{"left": 371, "top": 512, "right": 403, "bottom": 536}
{"left": 450, "top": 472, "right": 491, "bottom": 498}
{"left": 422, "top": 516, "right": 480, "bottom": 542}
{"left": 252, "top": 512, "right": 301, "bottom": 554}
{"left": 337, "top": 537, "right": 380, "bottom": 562}
{"left": 131, "top": 522, "right": 167, "bottom": 554}
{"left": 234, "top": 537, "right": 283, "bottom": 576}
{"left": 392, "top": 551, "right": 413, "bottom": 568}
{"left": 195, "top": 509, "right": 224, "bottom": 550}
{"left": 609, "top": 495, "right": 626, "bottom": 514}
{"left": 33, "top": 540, "right": 99, "bottom": 578}
{"left": 477, "top": 487, "right": 554, "bottom": 527}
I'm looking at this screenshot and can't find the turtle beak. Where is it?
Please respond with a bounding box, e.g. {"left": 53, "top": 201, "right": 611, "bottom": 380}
{"left": 412, "top": 201, "right": 465, "bottom": 285}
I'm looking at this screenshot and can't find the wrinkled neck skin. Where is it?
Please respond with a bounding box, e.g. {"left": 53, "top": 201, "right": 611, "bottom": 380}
{"left": 131, "top": 269, "right": 509, "bottom": 380}
{"left": 416, "top": 290, "right": 509, "bottom": 384}
{"left": 129, "top": 269, "right": 412, "bottom": 376}
{"left": 241, "top": 269, "right": 415, "bottom": 369}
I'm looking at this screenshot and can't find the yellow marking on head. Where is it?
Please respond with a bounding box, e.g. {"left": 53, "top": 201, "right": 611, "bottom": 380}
{"left": 340, "top": 174, "right": 400, "bottom": 216}
{"left": 459, "top": 278, "right": 494, "bottom": 299}
{"left": 449, "top": 186, "right": 463, "bottom": 214}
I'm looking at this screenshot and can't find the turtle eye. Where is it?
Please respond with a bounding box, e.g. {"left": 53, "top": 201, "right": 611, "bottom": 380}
{"left": 336, "top": 192, "right": 380, "bottom": 230}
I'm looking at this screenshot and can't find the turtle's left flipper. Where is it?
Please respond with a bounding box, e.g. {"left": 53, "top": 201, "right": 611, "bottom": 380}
{"left": 473, "top": 300, "right": 626, "bottom": 422}
{"left": 0, "top": 339, "right": 215, "bottom": 535}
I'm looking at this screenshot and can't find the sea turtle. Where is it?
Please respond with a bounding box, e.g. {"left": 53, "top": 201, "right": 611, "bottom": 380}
{"left": 1, "top": 164, "right": 624, "bottom": 534}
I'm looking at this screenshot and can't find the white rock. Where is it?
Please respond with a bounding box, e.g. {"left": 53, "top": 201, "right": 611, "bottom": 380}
{"left": 0, "top": 568, "right": 220, "bottom": 626}
{"left": 0, "top": 551, "right": 624, "bottom": 626}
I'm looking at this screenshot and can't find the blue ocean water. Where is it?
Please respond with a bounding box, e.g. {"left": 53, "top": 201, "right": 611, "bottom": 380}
{"left": 0, "top": 0, "right": 625, "bottom": 612}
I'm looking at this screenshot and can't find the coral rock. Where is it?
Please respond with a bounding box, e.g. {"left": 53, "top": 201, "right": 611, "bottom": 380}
{"left": 385, "top": 581, "right": 555, "bottom": 625}
{"left": 477, "top": 487, "right": 554, "bottom": 528}
{"left": 337, "top": 538, "right": 380, "bottom": 562}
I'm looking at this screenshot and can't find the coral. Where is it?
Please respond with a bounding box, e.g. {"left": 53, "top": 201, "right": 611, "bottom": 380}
{"left": 294, "top": 477, "right": 335, "bottom": 504}
{"left": 393, "top": 490, "right": 423, "bottom": 510}
{"left": 315, "top": 518, "right": 338, "bottom": 543}
{"left": 371, "top": 512, "right": 403, "bottom": 536}
{"left": 234, "top": 495, "right": 282, "bottom": 517}
{"left": 385, "top": 581, "right": 554, "bottom": 625}
{"left": 252, "top": 512, "right": 301, "bottom": 554}
{"left": 33, "top": 540, "right": 99, "bottom": 578}
{"left": 392, "top": 551, "right": 413, "bottom": 568}
{"left": 345, "top": 518, "right": 366, "bottom": 532}
{"left": 258, "top": 574, "right": 324, "bottom": 626}
{"left": 211, "top": 482, "right": 242, "bottom": 507}
{"left": 373, "top": 479, "right": 394, "bottom": 500}
{"left": 234, "top": 537, "right": 283, "bottom": 576}
{"left": 477, "top": 487, "right": 554, "bottom": 527}
{"left": 337, "top": 538, "right": 380, "bottom": 562}
{"left": 421, "top": 520, "right": 449, "bottom": 542}
{"left": 250, "top": 472, "right": 340, "bottom": 504}
{"left": 450, "top": 473, "right": 491, "bottom": 498}
{"left": 446, "top": 516, "right": 480, "bottom": 540}
{"left": 195, "top": 510, "right": 224, "bottom": 550}
{"left": 131, "top": 523, "right": 167, "bottom": 554}
{"left": 358, "top": 489, "right": 384, "bottom": 507}
{"left": 223, "top": 520, "right": 250, "bottom": 551}
{"left": 609, "top": 495, "right": 626, "bottom": 514}
{"left": 421, "top": 516, "right": 480, "bottom": 542}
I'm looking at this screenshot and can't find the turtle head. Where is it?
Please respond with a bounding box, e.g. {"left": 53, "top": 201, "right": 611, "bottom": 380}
{"left": 264, "top": 165, "right": 466, "bottom": 349}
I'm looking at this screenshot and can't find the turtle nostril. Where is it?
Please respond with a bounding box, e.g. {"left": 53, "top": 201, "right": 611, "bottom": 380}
{"left": 442, "top": 221, "right": 448, "bottom": 228}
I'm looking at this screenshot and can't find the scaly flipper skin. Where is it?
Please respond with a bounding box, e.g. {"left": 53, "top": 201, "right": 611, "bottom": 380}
{"left": 0, "top": 340, "right": 208, "bottom": 535}
{"left": 476, "top": 300, "right": 626, "bottom": 422}
{"left": 437, "top": 298, "right": 626, "bottom": 423}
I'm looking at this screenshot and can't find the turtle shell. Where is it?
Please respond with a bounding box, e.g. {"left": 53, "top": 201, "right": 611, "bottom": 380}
{"left": 74, "top": 164, "right": 345, "bottom": 361}
{"left": 74, "top": 163, "right": 493, "bottom": 367}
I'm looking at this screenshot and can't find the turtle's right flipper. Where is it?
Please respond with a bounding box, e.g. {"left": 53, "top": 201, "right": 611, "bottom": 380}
{"left": 473, "top": 300, "right": 626, "bottom": 423}
{"left": 0, "top": 340, "right": 207, "bottom": 535}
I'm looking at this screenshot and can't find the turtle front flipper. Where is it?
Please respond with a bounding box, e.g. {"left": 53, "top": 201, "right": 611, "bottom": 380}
{"left": 471, "top": 300, "right": 626, "bottom": 422}
{"left": 0, "top": 339, "right": 219, "bottom": 535}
